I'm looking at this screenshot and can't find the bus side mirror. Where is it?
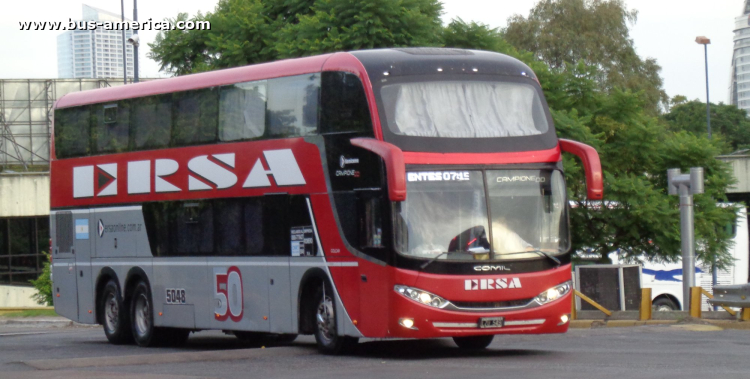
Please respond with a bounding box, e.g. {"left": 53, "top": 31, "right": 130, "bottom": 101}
{"left": 559, "top": 139, "right": 603, "bottom": 200}
{"left": 350, "top": 138, "right": 406, "bottom": 202}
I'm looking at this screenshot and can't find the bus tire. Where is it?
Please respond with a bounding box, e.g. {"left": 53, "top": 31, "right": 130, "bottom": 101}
{"left": 312, "top": 282, "right": 357, "bottom": 355}
{"left": 130, "top": 280, "right": 169, "bottom": 347}
{"left": 453, "top": 335, "right": 494, "bottom": 349}
{"left": 652, "top": 297, "right": 678, "bottom": 312}
{"left": 100, "top": 279, "right": 132, "bottom": 344}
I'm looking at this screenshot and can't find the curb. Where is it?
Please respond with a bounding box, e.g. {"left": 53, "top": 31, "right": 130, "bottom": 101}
{"left": 0, "top": 317, "right": 95, "bottom": 328}
{"left": 570, "top": 319, "right": 750, "bottom": 329}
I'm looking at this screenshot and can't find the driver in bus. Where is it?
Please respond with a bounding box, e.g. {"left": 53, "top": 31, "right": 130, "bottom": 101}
{"left": 492, "top": 218, "right": 533, "bottom": 254}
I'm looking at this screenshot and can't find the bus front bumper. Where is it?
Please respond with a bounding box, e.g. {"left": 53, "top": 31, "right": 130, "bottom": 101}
{"left": 388, "top": 291, "right": 572, "bottom": 338}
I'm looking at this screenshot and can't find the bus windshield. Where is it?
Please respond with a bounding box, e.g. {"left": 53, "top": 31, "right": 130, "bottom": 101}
{"left": 394, "top": 169, "right": 569, "bottom": 261}
{"left": 380, "top": 80, "right": 548, "bottom": 138}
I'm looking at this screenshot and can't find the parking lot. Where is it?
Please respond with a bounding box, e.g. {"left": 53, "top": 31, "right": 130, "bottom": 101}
{"left": 2, "top": 322, "right": 750, "bottom": 379}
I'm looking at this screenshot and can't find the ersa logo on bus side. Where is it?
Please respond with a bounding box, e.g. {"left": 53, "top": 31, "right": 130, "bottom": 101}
{"left": 71, "top": 149, "right": 306, "bottom": 199}
{"left": 336, "top": 155, "right": 360, "bottom": 177}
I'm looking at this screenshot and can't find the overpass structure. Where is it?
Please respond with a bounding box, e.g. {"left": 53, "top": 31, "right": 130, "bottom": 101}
{"left": 719, "top": 152, "right": 750, "bottom": 204}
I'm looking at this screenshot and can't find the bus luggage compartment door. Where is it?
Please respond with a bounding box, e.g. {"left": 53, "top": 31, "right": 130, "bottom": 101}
{"left": 73, "top": 211, "right": 95, "bottom": 324}
{"left": 52, "top": 260, "right": 78, "bottom": 320}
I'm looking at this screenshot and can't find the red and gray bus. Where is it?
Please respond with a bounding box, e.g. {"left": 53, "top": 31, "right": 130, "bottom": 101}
{"left": 50, "top": 48, "right": 602, "bottom": 354}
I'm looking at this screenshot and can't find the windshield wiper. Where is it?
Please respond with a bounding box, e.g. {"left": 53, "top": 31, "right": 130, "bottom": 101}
{"left": 420, "top": 252, "right": 449, "bottom": 270}
{"left": 529, "top": 249, "right": 561, "bottom": 267}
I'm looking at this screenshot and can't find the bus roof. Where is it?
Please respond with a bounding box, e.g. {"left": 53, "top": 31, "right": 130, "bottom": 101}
{"left": 55, "top": 53, "right": 335, "bottom": 109}
{"left": 54, "top": 48, "right": 537, "bottom": 110}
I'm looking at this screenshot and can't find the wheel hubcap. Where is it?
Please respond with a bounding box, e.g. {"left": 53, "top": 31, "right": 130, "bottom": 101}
{"left": 134, "top": 293, "right": 150, "bottom": 337}
{"left": 104, "top": 293, "right": 118, "bottom": 333}
{"left": 316, "top": 295, "right": 335, "bottom": 343}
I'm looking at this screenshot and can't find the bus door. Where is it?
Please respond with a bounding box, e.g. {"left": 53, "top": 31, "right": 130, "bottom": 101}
{"left": 73, "top": 210, "right": 96, "bottom": 324}
{"left": 51, "top": 211, "right": 78, "bottom": 320}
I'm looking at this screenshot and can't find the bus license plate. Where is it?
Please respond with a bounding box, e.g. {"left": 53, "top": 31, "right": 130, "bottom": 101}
{"left": 479, "top": 317, "right": 504, "bottom": 329}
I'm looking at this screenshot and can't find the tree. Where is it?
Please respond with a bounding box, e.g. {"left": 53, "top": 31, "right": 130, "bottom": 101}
{"left": 551, "top": 72, "right": 735, "bottom": 266}
{"left": 149, "top": 0, "right": 443, "bottom": 74}
{"left": 275, "top": 0, "right": 443, "bottom": 58}
{"left": 504, "top": 0, "right": 667, "bottom": 114}
{"left": 663, "top": 100, "right": 750, "bottom": 153}
{"left": 30, "top": 253, "right": 52, "bottom": 306}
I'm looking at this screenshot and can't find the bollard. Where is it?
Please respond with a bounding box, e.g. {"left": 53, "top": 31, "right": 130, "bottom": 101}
{"left": 742, "top": 308, "right": 750, "bottom": 322}
{"left": 571, "top": 294, "right": 577, "bottom": 320}
{"left": 640, "top": 288, "right": 652, "bottom": 321}
{"left": 690, "top": 286, "right": 702, "bottom": 318}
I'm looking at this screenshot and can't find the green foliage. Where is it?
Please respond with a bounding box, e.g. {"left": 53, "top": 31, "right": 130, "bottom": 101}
{"left": 149, "top": 0, "right": 443, "bottom": 74}
{"left": 30, "top": 253, "right": 53, "bottom": 306}
{"left": 663, "top": 100, "right": 750, "bottom": 153}
{"left": 551, "top": 72, "right": 735, "bottom": 267}
{"left": 275, "top": 0, "right": 443, "bottom": 58}
{"left": 505, "top": 0, "right": 667, "bottom": 114}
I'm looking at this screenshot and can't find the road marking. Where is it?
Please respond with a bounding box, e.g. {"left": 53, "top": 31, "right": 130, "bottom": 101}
{"left": 0, "top": 331, "right": 50, "bottom": 337}
{"left": 670, "top": 324, "right": 724, "bottom": 332}
{"left": 24, "top": 346, "right": 316, "bottom": 370}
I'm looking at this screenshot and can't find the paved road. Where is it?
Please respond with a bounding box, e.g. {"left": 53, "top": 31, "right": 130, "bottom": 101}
{"left": 1, "top": 322, "right": 750, "bottom": 379}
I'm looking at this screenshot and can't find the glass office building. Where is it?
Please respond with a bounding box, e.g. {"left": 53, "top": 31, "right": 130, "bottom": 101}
{"left": 730, "top": 1, "right": 750, "bottom": 111}
{"left": 57, "top": 5, "right": 134, "bottom": 79}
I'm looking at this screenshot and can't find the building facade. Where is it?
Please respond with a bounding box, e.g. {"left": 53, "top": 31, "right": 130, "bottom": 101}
{"left": 730, "top": 1, "right": 750, "bottom": 111}
{"left": 57, "top": 5, "right": 134, "bottom": 79}
{"left": 0, "top": 78, "right": 156, "bottom": 306}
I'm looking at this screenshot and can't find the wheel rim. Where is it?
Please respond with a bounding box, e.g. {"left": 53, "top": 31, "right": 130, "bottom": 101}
{"left": 134, "top": 293, "right": 150, "bottom": 338}
{"left": 655, "top": 305, "right": 673, "bottom": 312}
{"left": 316, "top": 295, "right": 335, "bottom": 344}
{"left": 104, "top": 292, "right": 118, "bottom": 333}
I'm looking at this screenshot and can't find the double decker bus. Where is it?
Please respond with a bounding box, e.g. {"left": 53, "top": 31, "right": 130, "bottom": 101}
{"left": 50, "top": 48, "right": 602, "bottom": 354}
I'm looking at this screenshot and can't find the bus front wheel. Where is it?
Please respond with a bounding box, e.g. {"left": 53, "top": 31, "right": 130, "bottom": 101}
{"left": 312, "top": 282, "right": 357, "bottom": 355}
{"left": 100, "top": 279, "right": 132, "bottom": 344}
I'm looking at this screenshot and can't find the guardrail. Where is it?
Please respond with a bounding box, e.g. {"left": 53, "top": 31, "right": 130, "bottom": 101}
{"left": 572, "top": 286, "right": 750, "bottom": 322}
{"left": 706, "top": 284, "right": 750, "bottom": 321}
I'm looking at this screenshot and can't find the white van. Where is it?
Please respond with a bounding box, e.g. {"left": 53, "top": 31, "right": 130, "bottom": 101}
{"left": 611, "top": 206, "right": 748, "bottom": 311}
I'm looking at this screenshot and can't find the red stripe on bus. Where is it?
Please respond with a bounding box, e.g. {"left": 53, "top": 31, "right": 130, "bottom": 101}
{"left": 402, "top": 147, "right": 561, "bottom": 165}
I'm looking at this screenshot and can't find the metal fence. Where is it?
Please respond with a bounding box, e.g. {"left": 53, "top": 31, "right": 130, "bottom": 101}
{"left": 0, "top": 78, "right": 157, "bottom": 171}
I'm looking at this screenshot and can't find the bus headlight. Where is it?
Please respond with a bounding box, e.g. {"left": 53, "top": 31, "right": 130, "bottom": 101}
{"left": 533, "top": 281, "right": 572, "bottom": 305}
{"left": 394, "top": 285, "right": 449, "bottom": 309}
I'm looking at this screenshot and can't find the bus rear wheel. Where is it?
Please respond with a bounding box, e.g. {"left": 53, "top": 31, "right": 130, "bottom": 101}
{"left": 100, "top": 279, "right": 132, "bottom": 344}
{"left": 130, "top": 280, "right": 170, "bottom": 347}
{"left": 453, "top": 335, "right": 494, "bottom": 349}
{"left": 312, "top": 282, "right": 357, "bottom": 355}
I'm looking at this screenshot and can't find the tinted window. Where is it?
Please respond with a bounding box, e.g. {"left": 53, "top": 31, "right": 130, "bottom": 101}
{"left": 131, "top": 95, "right": 171, "bottom": 150}
{"left": 143, "top": 196, "right": 316, "bottom": 257}
{"left": 320, "top": 72, "right": 373, "bottom": 134}
{"left": 92, "top": 102, "right": 129, "bottom": 153}
{"left": 267, "top": 74, "right": 320, "bottom": 137}
{"left": 219, "top": 80, "right": 267, "bottom": 141}
{"left": 215, "top": 199, "right": 264, "bottom": 256}
{"left": 171, "top": 88, "right": 219, "bottom": 146}
{"left": 54, "top": 106, "right": 91, "bottom": 158}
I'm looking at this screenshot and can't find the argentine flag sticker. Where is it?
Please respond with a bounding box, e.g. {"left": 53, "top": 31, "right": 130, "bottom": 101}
{"left": 75, "top": 219, "right": 89, "bottom": 240}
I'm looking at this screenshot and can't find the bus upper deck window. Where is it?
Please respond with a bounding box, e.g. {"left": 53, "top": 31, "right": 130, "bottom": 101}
{"left": 267, "top": 74, "right": 320, "bottom": 138}
{"left": 219, "top": 80, "right": 267, "bottom": 142}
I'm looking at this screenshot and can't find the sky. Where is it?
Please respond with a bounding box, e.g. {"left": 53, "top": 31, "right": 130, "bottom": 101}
{"left": 0, "top": 0, "right": 744, "bottom": 105}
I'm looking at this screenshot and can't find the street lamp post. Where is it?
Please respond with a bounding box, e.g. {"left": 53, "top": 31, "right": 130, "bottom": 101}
{"left": 696, "top": 36, "right": 711, "bottom": 138}
{"left": 696, "top": 35, "right": 716, "bottom": 310}
{"left": 120, "top": 0, "right": 126, "bottom": 84}
{"left": 133, "top": 0, "right": 139, "bottom": 83}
